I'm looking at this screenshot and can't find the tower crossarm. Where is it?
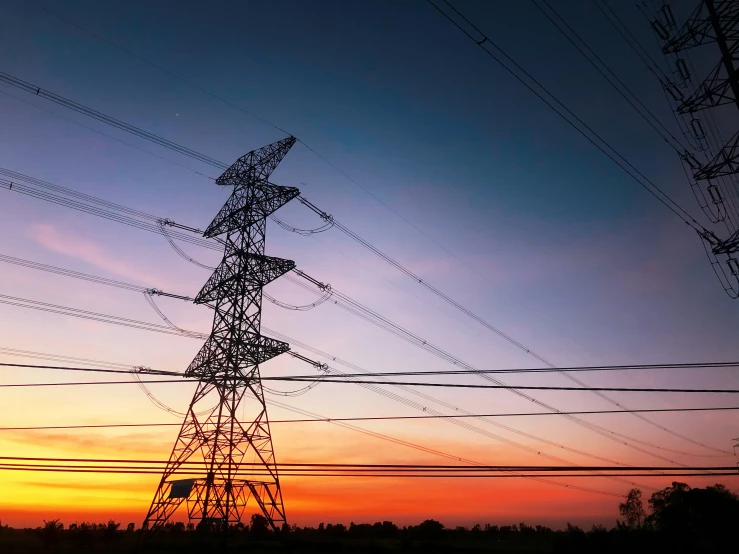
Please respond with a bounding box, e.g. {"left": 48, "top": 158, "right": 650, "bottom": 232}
{"left": 671, "top": 0, "right": 739, "bottom": 114}
{"left": 663, "top": 0, "right": 738, "bottom": 53}
{"left": 713, "top": 227, "right": 739, "bottom": 255}
{"left": 677, "top": 54, "right": 738, "bottom": 113}
{"left": 694, "top": 130, "right": 739, "bottom": 179}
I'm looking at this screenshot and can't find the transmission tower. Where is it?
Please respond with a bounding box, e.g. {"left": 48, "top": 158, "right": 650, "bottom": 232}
{"left": 648, "top": 0, "right": 739, "bottom": 297}
{"left": 142, "top": 137, "right": 300, "bottom": 532}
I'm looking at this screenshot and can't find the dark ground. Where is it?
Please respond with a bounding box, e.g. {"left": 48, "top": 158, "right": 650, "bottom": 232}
{"left": 0, "top": 523, "right": 732, "bottom": 554}
{"left": 3, "top": 482, "right": 736, "bottom": 553}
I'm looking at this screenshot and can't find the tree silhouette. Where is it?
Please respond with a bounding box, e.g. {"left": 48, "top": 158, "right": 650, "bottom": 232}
{"left": 38, "top": 519, "right": 64, "bottom": 548}
{"left": 249, "top": 513, "right": 270, "bottom": 538}
{"left": 415, "top": 519, "right": 445, "bottom": 539}
{"left": 619, "top": 488, "right": 646, "bottom": 529}
{"left": 647, "top": 481, "right": 739, "bottom": 536}
{"left": 101, "top": 520, "right": 120, "bottom": 545}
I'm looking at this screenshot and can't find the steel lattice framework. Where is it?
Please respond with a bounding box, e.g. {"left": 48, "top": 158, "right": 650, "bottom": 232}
{"left": 142, "top": 137, "right": 299, "bottom": 532}
{"left": 651, "top": 0, "right": 739, "bottom": 297}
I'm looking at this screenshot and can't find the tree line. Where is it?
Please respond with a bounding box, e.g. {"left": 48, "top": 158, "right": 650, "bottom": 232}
{"left": 0, "top": 481, "right": 736, "bottom": 552}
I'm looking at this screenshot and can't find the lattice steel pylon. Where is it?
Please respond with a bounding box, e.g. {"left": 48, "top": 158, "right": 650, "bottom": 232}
{"left": 142, "top": 136, "right": 300, "bottom": 533}
{"left": 649, "top": 0, "right": 739, "bottom": 297}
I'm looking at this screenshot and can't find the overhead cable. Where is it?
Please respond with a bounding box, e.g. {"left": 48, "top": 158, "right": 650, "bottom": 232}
{"left": 0, "top": 292, "right": 207, "bottom": 340}
{"left": 425, "top": 0, "right": 705, "bottom": 232}
{"left": 0, "top": 296, "right": 671, "bottom": 479}
{"left": 0, "top": 72, "right": 228, "bottom": 169}
{"left": 3, "top": 69, "right": 709, "bottom": 453}
{"left": 156, "top": 220, "right": 217, "bottom": 270}
{"left": 0, "top": 170, "right": 220, "bottom": 251}
{"left": 25, "top": 0, "right": 524, "bottom": 316}
{"left": 289, "top": 266, "right": 732, "bottom": 457}
{"left": 0, "top": 455, "right": 734, "bottom": 473}
{"left": 5, "top": 375, "right": 739, "bottom": 394}
{"left": 1, "top": 72, "right": 728, "bottom": 451}
{"left": 530, "top": 0, "right": 691, "bottom": 154}
{"left": 1, "top": 461, "right": 732, "bottom": 479}
{"left": 3, "top": 402, "right": 739, "bottom": 431}
{"left": 529, "top": 0, "right": 738, "bottom": 233}
{"left": 1, "top": 253, "right": 730, "bottom": 459}
{"left": 0, "top": 89, "right": 216, "bottom": 180}
{"left": 266, "top": 399, "right": 627, "bottom": 496}
{"left": 8, "top": 359, "right": 738, "bottom": 377}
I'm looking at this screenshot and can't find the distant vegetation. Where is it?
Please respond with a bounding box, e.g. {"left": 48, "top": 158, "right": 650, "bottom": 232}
{"left": 0, "top": 481, "right": 737, "bottom": 552}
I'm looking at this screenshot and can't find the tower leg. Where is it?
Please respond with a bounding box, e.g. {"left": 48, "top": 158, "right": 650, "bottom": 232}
{"left": 143, "top": 373, "right": 285, "bottom": 532}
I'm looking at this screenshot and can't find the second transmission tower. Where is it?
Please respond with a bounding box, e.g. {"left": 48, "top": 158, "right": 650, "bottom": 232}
{"left": 649, "top": 0, "right": 739, "bottom": 296}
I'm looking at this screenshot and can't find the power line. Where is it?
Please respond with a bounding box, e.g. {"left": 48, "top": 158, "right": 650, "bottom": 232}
{"left": 530, "top": 0, "right": 690, "bottom": 154}
{"left": 0, "top": 168, "right": 220, "bottom": 251}
{"left": 256, "top": 400, "right": 632, "bottom": 496}
{"left": 0, "top": 35, "right": 688, "bottom": 412}
{"left": 0, "top": 455, "right": 734, "bottom": 472}
{"left": 1, "top": 253, "right": 731, "bottom": 460}
{"left": 531, "top": 0, "right": 739, "bottom": 232}
{"left": 6, "top": 374, "right": 739, "bottom": 394}
{"left": 0, "top": 253, "right": 148, "bottom": 293}
{"left": 0, "top": 362, "right": 178, "bottom": 376}
{"left": 0, "top": 12, "right": 725, "bottom": 457}
{"left": 1, "top": 59, "right": 724, "bottom": 458}
{"left": 3, "top": 404, "right": 739, "bottom": 431}
{"left": 23, "top": 0, "right": 575, "bottom": 343}
{"left": 0, "top": 292, "right": 207, "bottom": 339}
{"left": 289, "top": 269, "right": 733, "bottom": 456}
{"left": 4, "top": 271, "right": 721, "bottom": 469}
{"left": 0, "top": 251, "right": 726, "bottom": 462}
{"left": 22, "top": 0, "right": 721, "bottom": 371}
{"left": 0, "top": 464, "right": 732, "bottom": 479}
{"left": 270, "top": 330, "right": 737, "bottom": 463}
{"left": 3, "top": 345, "right": 727, "bottom": 478}
{"left": 0, "top": 67, "right": 716, "bottom": 455}
{"left": 266, "top": 377, "right": 739, "bottom": 394}
{"left": 405, "top": 0, "right": 735, "bottom": 455}
{"left": 5, "top": 359, "right": 739, "bottom": 377}
{"left": 1, "top": 167, "right": 154, "bottom": 220}
{"left": 2, "top": 168, "right": 729, "bottom": 459}
{"left": 2, "top": 350, "right": 721, "bottom": 484}
{"left": 0, "top": 72, "right": 228, "bottom": 169}
{"left": 0, "top": 380, "right": 181, "bottom": 387}
{"left": 0, "top": 314, "right": 716, "bottom": 492}
{"left": 0, "top": 331, "right": 636, "bottom": 496}
{"left": 0, "top": 346, "right": 142, "bottom": 371}
{"left": 6, "top": 162, "right": 652, "bottom": 454}
{"left": 426, "top": 0, "right": 705, "bottom": 232}
{"left": 0, "top": 101, "right": 728, "bottom": 468}
{"left": 0, "top": 60, "right": 608, "bottom": 453}
{"left": 594, "top": 0, "right": 674, "bottom": 85}
{"left": 0, "top": 89, "right": 216, "bottom": 180}
{"left": 0, "top": 328, "right": 664, "bottom": 496}
{"left": 0, "top": 375, "right": 630, "bottom": 495}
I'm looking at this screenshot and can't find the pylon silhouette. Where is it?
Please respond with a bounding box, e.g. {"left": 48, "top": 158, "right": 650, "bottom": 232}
{"left": 143, "top": 136, "right": 299, "bottom": 532}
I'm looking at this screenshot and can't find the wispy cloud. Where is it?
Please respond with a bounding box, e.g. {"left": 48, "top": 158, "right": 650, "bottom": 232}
{"left": 20, "top": 481, "right": 153, "bottom": 492}
{"left": 28, "top": 224, "right": 156, "bottom": 285}
{"left": 1, "top": 430, "right": 167, "bottom": 457}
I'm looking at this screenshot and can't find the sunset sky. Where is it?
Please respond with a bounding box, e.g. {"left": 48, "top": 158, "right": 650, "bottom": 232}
{"left": 0, "top": 0, "right": 738, "bottom": 530}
